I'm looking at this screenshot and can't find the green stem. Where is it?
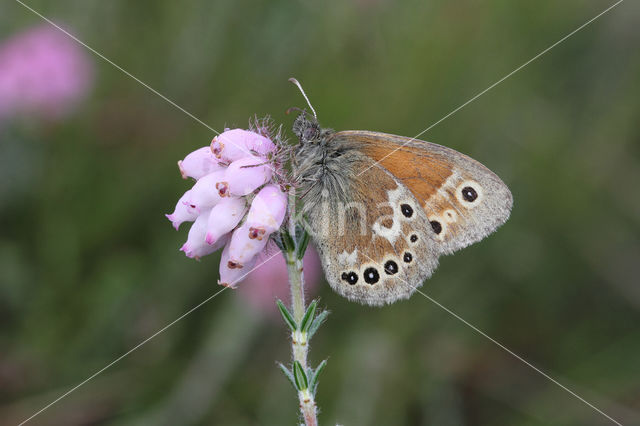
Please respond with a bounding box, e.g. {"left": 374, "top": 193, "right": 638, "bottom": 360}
{"left": 284, "top": 189, "right": 317, "bottom": 426}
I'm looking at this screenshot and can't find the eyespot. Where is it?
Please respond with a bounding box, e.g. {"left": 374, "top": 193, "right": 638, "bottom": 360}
{"left": 400, "top": 203, "right": 413, "bottom": 218}
{"left": 363, "top": 267, "right": 380, "bottom": 284}
{"left": 410, "top": 234, "right": 418, "bottom": 243}
{"left": 456, "top": 180, "right": 483, "bottom": 207}
{"left": 403, "top": 252, "right": 413, "bottom": 263}
{"left": 462, "top": 187, "right": 478, "bottom": 202}
{"left": 430, "top": 220, "right": 442, "bottom": 234}
{"left": 384, "top": 260, "right": 399, "bottom": 275}
{"left": 341, "top": 271, "right": 358, "bottom": 285}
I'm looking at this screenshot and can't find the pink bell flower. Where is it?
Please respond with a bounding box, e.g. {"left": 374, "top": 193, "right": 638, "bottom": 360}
{"left": 178, "top": 146, "right": 224, "bottom": 180}
{"left": 184, "top": 170, "right": 226, "bottom": 211}
{"left": 168, "top": 124, "right": 288, "bottom": 289}
{"left": 210, "top": 128, "right": 275, "bottom": 163}
{"left": 180, "top": 210, "right": 229, "bottom": 259}
{"left": 205, "top": 197, "right": 247, "bottom": 245}
{"left": 221, "top": 156, "right": 272, "bottom": 197}
{"left": 227, "top": 222, "right": 270, "bottom": 267}
{"left": 246, "top": 185, "right": 288, "bottom": 235}
{"left": 218, "top": 242, "right": 257, "bottom": 288}
{"left": 166, "top": 189, "right": 199, "bottom": 230}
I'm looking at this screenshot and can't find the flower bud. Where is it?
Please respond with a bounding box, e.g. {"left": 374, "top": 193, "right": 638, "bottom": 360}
{"left": 178, "top": 146, "right": 224, "bottom": 180}
{"left": 184, "top": 170, "right": 226, "bottom": 211}
{"left": 227, "top": 222, "right": 269, "bottom": 267}
{"left": 205, "top": 197, "right": 247, "bottom": 245}
{"left": 218, "top": 242, "right": 257, "bottom": 288}
{"left": 246, "top": 184, "right": 288, "bottom": 234}
{"left": 210, "top": 129, "right": 275, "bottom": 163}
{"left": 224, "top": 156, "right": 272, "bottom": 197}
{"left": 166, "top": 189, "right": 199, "bottom": 230}
{"left": 180, "top": 209, "right": 228, "bottom": 259}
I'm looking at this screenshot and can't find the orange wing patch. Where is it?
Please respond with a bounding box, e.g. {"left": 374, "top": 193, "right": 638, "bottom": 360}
{"left": 354, "top": 133, "right": 454, "bottom": 202}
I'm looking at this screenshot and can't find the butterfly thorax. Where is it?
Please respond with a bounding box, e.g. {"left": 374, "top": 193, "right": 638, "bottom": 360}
{"left": 292, "top": 114, "right": 362, "bottom": 214}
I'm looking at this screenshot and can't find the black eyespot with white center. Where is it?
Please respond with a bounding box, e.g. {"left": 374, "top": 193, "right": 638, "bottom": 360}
{"left": 363, "top": 267, "right": 380, "bottom": 284}
{"left": 341, "top": 271, "right": 358, "bottom": 285}
{"left": 403, "top": 252, "right": 413, "bottom": 263}
{"left": 384, "top": 260, "right": 398, "bottom": 275}
{"left": 430, "top": 220, "right": 442, "bottom": 234}
{"left": 400, "top": 203, "right": 413, "bottom": 218}
{"left": 410, "top": 234, "right": 418, "bottom": 243}
{"left": 461, "top": 186, "right": 478, "bottom": 202}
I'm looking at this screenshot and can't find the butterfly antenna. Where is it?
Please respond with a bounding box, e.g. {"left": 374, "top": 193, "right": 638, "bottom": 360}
{"left": 288, "top": 77, "right": 317, "bottom": 120}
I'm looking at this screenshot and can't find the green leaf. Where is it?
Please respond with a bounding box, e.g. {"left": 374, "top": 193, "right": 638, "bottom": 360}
{"left": 293, "top": 360, "right": 308, "bottom": 391}
{"left": 276, "top": 299, "right": 297, "bottom": 332}
{"left": 309, "top": 359, "right": 327, "bottom": 395}
{"left": 280, "top": 230, "right": 296, "bottom": 254}
{"left": 273, "top": 232, "right": 285, "bottom": 251}
{"left": 296, "top": 229, "right": 311, "bottom": 260}
{"left": 308, "top": 310, "right": 329, "bottom": 339}
{"left": 300, "top": 300, "right": 318, "bottom": 334}
{"left": 278, "top": 362, "right": 297, "bottom": 389}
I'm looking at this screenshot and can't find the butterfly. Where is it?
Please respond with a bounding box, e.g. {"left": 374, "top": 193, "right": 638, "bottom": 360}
{"left": 289, "top": 85, "right": 513, "bottom": 306}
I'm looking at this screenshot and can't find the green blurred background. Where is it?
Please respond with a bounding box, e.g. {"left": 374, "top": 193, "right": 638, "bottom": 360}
{"left": 1, "top": 0, "right": 639, "bottom": 424}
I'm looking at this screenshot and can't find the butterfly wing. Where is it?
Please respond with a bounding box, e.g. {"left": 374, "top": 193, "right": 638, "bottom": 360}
{"left": 338, "top": 131, "right": 513, "bottom": 255}
{"left": 299, "top": 135, "right": 440, "bottom": 306}
{"left": 297, "top": 130, "right": 512, "bottom": 305}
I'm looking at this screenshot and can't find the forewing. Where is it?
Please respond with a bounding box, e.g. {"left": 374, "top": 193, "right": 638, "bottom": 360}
{"left": 336, "top": 131, "right": 513, "bottom": 255}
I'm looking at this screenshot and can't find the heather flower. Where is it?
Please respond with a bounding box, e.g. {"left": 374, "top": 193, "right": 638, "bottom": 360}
{"left": 227, "top": 222, "right": 271, "bottom": 267}
{"left": 180, "top": 209, "right": 228, "bottom": 259}
{"left": 246, "top": 185, "right": 288, "bottom": 234}
{"left": 184, "top": 170, "right": 227, "bottom": 211}
{"left": 167, "top": 126, "right": 287, "bottom": 288}
{"left": 218, "top": 242, "right": 257, "bottom": 288}
{"left": 178, "top": 146, "right": 224, "bottom": 180}
{"left": 165, "top": 190, "right": 198, "bottom": 230}
{"left": 221, "top": 155, "right": 273, "bottom": 197}
{"left": 210, "top": 128, "right": 275, "bottom": 162}
{"left": 0, "top": 24, "right": 93, "bottom": 123}
{"left": 205, "top": 197, "right": 247, "bottom": 245}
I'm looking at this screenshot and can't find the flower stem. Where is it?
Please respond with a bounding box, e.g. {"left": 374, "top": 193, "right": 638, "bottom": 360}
{"left": 286, "top": 249, "right": 308, "bottom": 366}
{"left": 283, "top": 188, "right": 318, "bottom": 426}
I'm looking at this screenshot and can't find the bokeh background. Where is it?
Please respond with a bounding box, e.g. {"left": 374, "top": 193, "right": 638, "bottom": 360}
{"left": 1, "top": 0, "right": 639, "bottom": 425}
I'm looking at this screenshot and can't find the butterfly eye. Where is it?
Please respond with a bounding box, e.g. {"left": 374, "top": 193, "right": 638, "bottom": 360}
{"left": 403, "top": 252, "right": 413, "bottom": 263}
{"left": 384, "top": 260, "right": 399, "bottom": 275}
{"left": 400, "top": 203, "right": 414, "bottom": 218}
{"left": 341, "top": 271, "right": 358, "bottom": 285}
{"left": 363, "top": 267, "right": 380, "bottom": 284}
{"left": 461, "top": 186, "right": 478, "bottom": 202}
{"left": 430, "top": 220, "right": 442, "bottom": 234}
{"left": 303, "top": 125, "right": 320, "bottom": 141}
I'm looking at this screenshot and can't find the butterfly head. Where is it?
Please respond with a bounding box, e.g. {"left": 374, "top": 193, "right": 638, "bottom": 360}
{"left": 292, "top": 111, "right": 322, "bottom": 144}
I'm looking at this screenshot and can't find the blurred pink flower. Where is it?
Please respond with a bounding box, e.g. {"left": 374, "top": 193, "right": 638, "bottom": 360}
{"left": 167, "top": 127, "right": 289, "bottom": 289}
{"left": 237, "top": 246, "right": 322, "bottom": 319}
{"left": 0, "top": 25, "right": 93, "bottom": 122}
